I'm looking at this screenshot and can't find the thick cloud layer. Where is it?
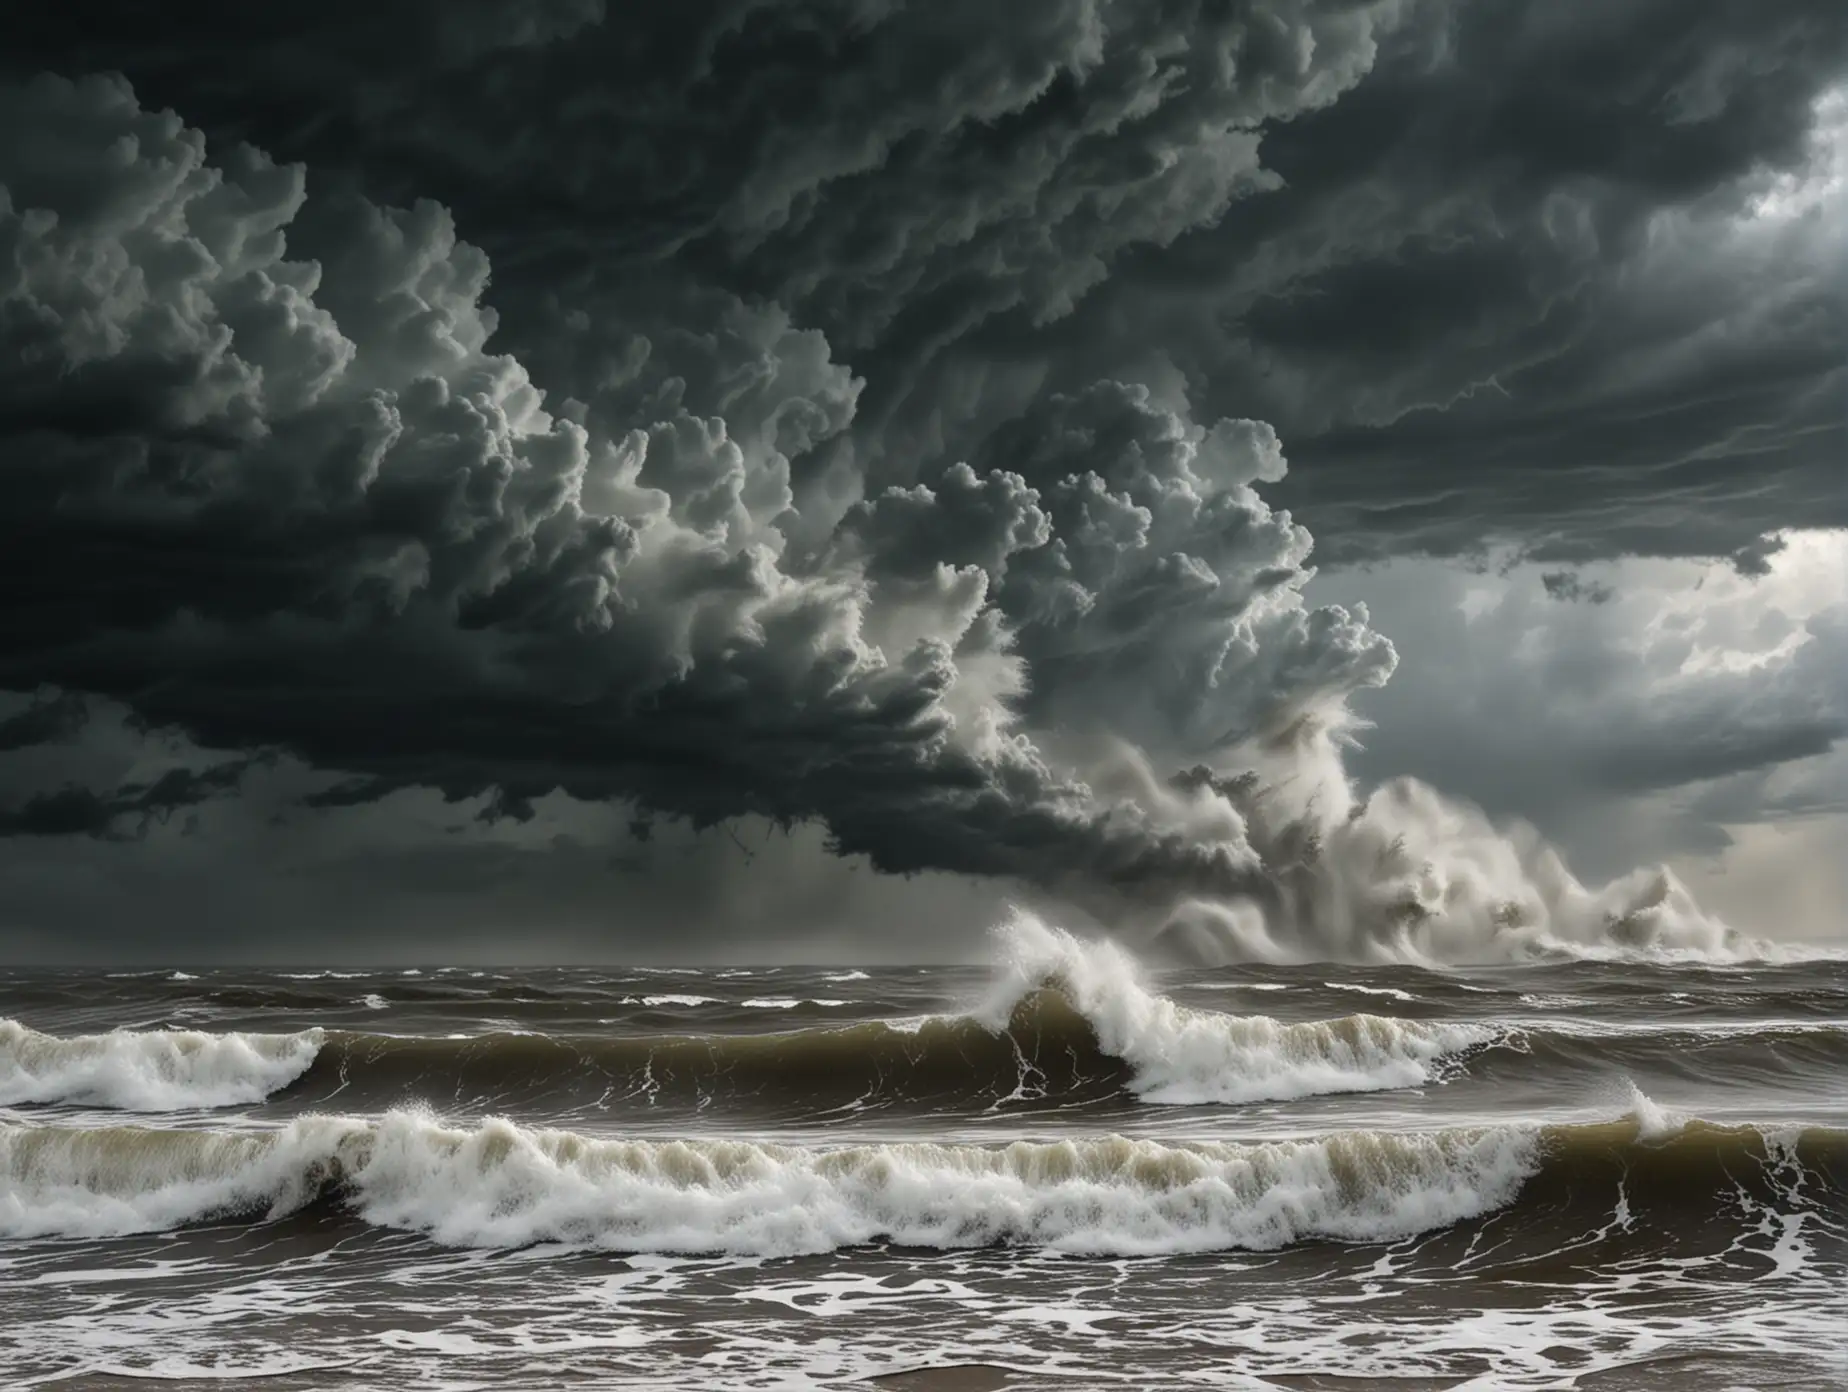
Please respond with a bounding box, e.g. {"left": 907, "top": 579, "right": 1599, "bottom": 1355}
{"left": 8, "top": 0, "right": 1840, "bottom": 564}
{"left": 0, "top": 73, "right": 1371, "bottom": 924}
{"left": 1, "top": 0, "right": 1842, "bottom": 961}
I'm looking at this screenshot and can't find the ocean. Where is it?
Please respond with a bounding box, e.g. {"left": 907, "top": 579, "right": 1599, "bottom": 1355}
{"left": 2, "top": 913, "right": 1843, "bottom": 1390}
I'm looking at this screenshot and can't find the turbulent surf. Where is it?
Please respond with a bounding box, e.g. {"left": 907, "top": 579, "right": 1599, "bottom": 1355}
{"left": 1, "top": 922, "right": 1501, "bottom": 1116}
{"left": 0, "top": 1018, "right": 323, "bottom": 1111}
{"left": 0, "top": 1000, "right": 1487, "bottom": 1117}
{"left": 3, "top": 1108, "right": 1840, "bottom": 1261}
{"left": 4, "top": 919, "right": 1846, "bottom": 1390}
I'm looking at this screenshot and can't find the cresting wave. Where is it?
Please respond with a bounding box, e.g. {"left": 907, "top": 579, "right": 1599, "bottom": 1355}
{"left": 0, "top": 1008, "right": 1481, "bottom": 1119}
{"left": 0, "top": 925, "right": 1491, "bottom": 1115}
{"left": 314, "top": 995, "right": 1486, "bottom": 1117}
{"left": 2, "top": 1110, "right": 1841, "bottom": 1261}
{"left": 8, "top": 925, "right": 1838, "bottom": 1119}
{"left": 17, "top": 1010, "right": 1841, "bottom": 1121}
{"left": 0, "top": 1113, "right": 1536, "bottom": 1252}
{"left": 0, "top": 1019, "right": 323, "bottom": 1111}
{"left": 21, "top": 1011, "right": 1843, "bottom": 1121}
{"left": 971, "top": 916, "right": 1491, "bottom": 1104}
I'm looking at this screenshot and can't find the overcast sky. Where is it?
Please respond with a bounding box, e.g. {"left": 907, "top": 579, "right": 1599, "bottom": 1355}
{"left": 0, "top": 0, "right": 1842, "bottom": 963}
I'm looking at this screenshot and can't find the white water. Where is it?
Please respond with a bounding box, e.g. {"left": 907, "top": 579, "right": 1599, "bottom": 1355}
{"left": 1, "top": 924, "right": 1491, "bottom": 1117}
{"left": 739, "top": 998, "right": 854, "bottom": 1009}
{"left": 1625, "top": 1083, "right": 1687, "bottom": 1141}
{"left": 1145, "top": 757, "right": 1801, "bottom": 965}
{"left": 0, "top": 1021, "right": 323, "bottom": 1112}
{"left": 0, "top": 1110, "right": 1539, "bottom": 1255}
{"left": 622, "top": 995, "right": 719, "bottom": 1008}
{"left": 973, "top": 912, "right": 1491, "bottom": 1104}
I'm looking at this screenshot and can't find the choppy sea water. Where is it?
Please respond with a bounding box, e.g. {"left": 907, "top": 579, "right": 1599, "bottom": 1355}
{"left": 2, "top": 915, "right": 1844, "bottom": 1390}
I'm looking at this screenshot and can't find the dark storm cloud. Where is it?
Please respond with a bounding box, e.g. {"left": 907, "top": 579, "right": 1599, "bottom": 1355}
{"left": 0, "top": 773, "right": 1023, "bottom": 964}
{"left": 1004, "top": 0, "right": 1835, "bottom": 560}
{"left": 0, "top": 71, "right": 1395, "bottom": 922}
{"left": 0, "top": 760, "right": 254, "bottom": 839}
{"left": 0, "top": 693, "right": 89, "bottom": 751}
{"left": 6, "top": 0, "right": 1840, "bottom": 566}
{"left": 1731, "top": 533, "right": 1792, "bottom": 579}
{"left": 0, "top": 1, "right": 1840, "bottom": 959}
{"left": 3, "top": 0, "right": 1390, "bottom": 309}
{"left": 1080, "top": 0, "right": 1848, "bottom": 563}
{"left": 1541, "top": 572, "right": 1614, "bottom": 605}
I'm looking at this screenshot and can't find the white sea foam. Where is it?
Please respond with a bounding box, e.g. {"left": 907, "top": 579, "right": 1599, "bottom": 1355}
{"left": 1324, "top": 981, "right": 1416, "bottom": 1002}
{"left": 276, "top": 971, "right": 369, "bottom": 981}
{"left": 975, "top": 912, "right": 1491, "bottom": 1104}
{"left": 0, "top": 1021, "right": 322, "bottom": 1112}
{"left": 622, "top": 995, "right": 719, "bottom": 1008}
{"left": 1519, "top": 993, "right": 1596, "bottom": 1010}
{"left": 1193, "top": 982, "right": 1290, "bottom": 992}
{"left": 1145, "top": 765, "right": 1805, "bottom": 965}
{"left": 0, "top": 1111, "right": 1540, "bottom": 1255}
{"left": 739, "top": 998, "right": 853, "bottom": 1009}
{"left": 1624, "top": 1083, "right": 1686, "bottom": 1141}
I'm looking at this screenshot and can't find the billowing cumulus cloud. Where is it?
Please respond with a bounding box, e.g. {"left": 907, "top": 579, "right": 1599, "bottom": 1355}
{"left": 7, "top": 0, "right": 1840, "bottom": 565}
{"left": 0, "top": 0, "right": 1842, "bottom": 963}
{"left": 0, "top": 73, "right": 1366, "bottom": 925}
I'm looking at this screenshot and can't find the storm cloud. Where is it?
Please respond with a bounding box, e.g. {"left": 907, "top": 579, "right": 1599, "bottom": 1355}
{"left": 0, "top": 0, "right": 1842, "bottom": 960}
{"left": 8, "top": 0, "right": 1837, "bottom": 564}
{"left": 0, "top": 72, "right": 1380, "bottom": 923}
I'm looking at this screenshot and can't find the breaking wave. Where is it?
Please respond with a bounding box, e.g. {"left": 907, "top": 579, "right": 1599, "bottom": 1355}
{"left": 1150, "top": 773, "right": 1809, "bottom": 966}
{"left": 2, "top": 1109, "right": 1839, "bottom": 1261}
{"left": 968, "top": 914, "right": 1489, "bottom": 1104}
{"left": 273, "top": 992, "right": 1484, "bottom": 1118}
{"left": 0, "top": 1112, "right": 1535, "bottom": 1252}
{"left": 0, "top": 1020, "right": 323, "bottom": 1111}
{"left": 12, "top": 1011, "right": 1835, "bottom": 1123}
{"left": 0, "top": 922, "right": 1489, "bottom": 1116}
{"left": 9, "top": 922, "right": 1836, "bottom": 1122}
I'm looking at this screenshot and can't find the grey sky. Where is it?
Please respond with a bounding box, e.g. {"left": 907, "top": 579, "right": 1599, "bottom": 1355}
{"left": 0, "top": 1, "right": 1841, "bottom": 962}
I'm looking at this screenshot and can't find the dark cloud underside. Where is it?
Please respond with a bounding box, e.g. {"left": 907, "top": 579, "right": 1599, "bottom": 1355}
{"left": 0, "top": 0, "right": 1841, "bottom": 960}
{"left": 6, "top": 0, "right": 1837, "bottom": 564}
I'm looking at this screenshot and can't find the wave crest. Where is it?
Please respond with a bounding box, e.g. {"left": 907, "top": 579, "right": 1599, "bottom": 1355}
{"left": 1, "top": 923, "right": 1493, "bottom": 1116}
{"left": 977, "top": 912, "right": 1489, "bottom": 1103}
{"left": 5, "top": 1110, "right": 1840, "bottom": 1259}
{"left": 0, "top": 1110, "right": 1539, "bottom": 1254}
{"left": 0, "top": 1019, "right": 323, "bottom": 1111}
